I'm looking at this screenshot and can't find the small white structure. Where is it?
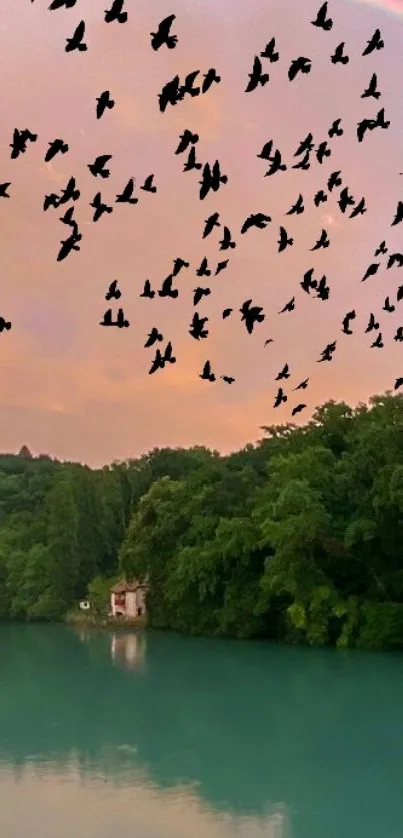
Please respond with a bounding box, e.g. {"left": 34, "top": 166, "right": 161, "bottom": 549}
{"left": 79, "top": 600, "right": 91, "bottom": 611}
{"left": 110, "top": 579, "right": 147, "bottom": 619}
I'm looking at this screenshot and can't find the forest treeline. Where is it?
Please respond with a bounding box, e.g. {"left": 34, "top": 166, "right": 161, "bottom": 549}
{"left": 2, "top": 392, "right": 403, "bottom": 650}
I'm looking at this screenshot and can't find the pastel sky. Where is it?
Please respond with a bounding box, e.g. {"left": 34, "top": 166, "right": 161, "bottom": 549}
{"left": 0, "top": 0, "right": 402, "bottom": 467}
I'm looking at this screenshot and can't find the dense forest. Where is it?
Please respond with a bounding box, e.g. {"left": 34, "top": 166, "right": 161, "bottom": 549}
{"left": 1, "top": 392, "right": 403, "bottom": 650}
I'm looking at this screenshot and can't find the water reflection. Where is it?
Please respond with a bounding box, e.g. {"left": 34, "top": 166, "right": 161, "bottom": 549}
{"left": 1, "top": 623, "right": 403, "bottom": 838}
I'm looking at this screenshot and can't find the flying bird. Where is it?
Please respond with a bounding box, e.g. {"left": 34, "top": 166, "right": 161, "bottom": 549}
{"left": 219, "top": 226, "right": 236, "bottom": 250}
{"left": 294, "top": 378, "right": 309, "bottom": 390}
{"left": 279, "top": 297, "right": 295, "bottom": 313}
{"left": 90, "top": 192, "right": 113, "bottom": 222}
{"left": 311, "top": 229, "right": 330, "bottom": 250}
{"left": 288, "top": 57, "right": 312, "bottom": 82}
{"left": 264, "top": 149, "right": 287, "bottom": 176}
{"left": 221, "top": 375, "right": 235, "bottom": 384}
{"left": 331, "top": 42, "right": 349, "bottom": 65}
{"left": 203, "top": 212, "right": 220, "bottom": 238}
{"left": 365, "top": 313, "right": 379, "bottom": 333}
{"left": 275, "top": 363, "right": 290, "bottom": 381}
{"left": 361, "top": 73, "right": 381, "bottom": 100}
{"left": 116, "top": 178, "right": 138, "bottom": 204}
{"left": 370, "top": 332, "right": 384, "bottom": 348}
{"left": 193, "top": 287, "right": 211, "bottom": 306}
{"left": 88, "top": 154, "right": 112, "bottom": 178}
{"left": 96, "top": 90, "right": 115, "bottom": 119}
{"left": 150, "top": 14, "right": 177, "bottom": 50}
{"left": 294, "top": 133, "right": 314, "bottom": 157}
{"left": 328, "top": 118, "right": 343, "bottom": 138}
{"left": 274, "top": 388, "right": 287, "bottom": 408}
{"left": 388, "top": 252, "right": 403, "bottom": 269}
{"left": 140, "top": 280, "right": 155, "bottom": 299}
{"left": 245, "top": 56, "right": 270, "bottom": 92}
{"left": 0, "top": 182, "right": 11, "bottom": 198}
{"left": 278, "top": 226, "right": 294, "bottom": 251}
{"left": 286, "top": 194, "right": 304, "bottom": 215}
{"left": 391, "top": 201, "right": 403, "bottom": 227}
{"left": 317, "top": 341, "right": 336, "bottom": 362}
{"left": 327, "top": 170, "right": 342, "bottom": 191}
{"left": 141, "top": 174, "right": 157, "bottom": 193}
{"left": 395, "top": 378, "right": 403, "bottom": 391}
{"left": 183, "top": 146, "right": 202, "bottom": 172}
{"left": 349, "top": 197, "right": 367, "bottom": 218}
{"left": 375, "top": 240, "right": 387, "bottom": 256}
{"left": 200, "top": 361, "right": 216, "bottom": 382}
{"left": 104, "top": 0, "right": 128, "bottom": 23}
{"left": 342, "top": 310, "right": 356, "bottom": 334}
{"left": 314, "top": 190, "right": 328, "bottom": 207}
{"left": 65, "top": 20, "right": 87, "bottom": 52}
{"left": 45, "top": 139, "right": 69, "bottom": 162}
{"left": 311, "top": 2, "right": 333, "bottom": 31}
{"left": 383, "top": 296, "right": 395, "bottom": 313}
{"left": 158, "top": 275, "right": 178, "bottom": 298}
{"left": 241, "top": 213, "right": 271, "bottom": 234}
{"left": 394, "top": 327, "right": 403, "bottom": 343}
{"left": 257, "top": 140, "right": 273, "bottom": 160}
{"left": 260, "top": 38, "right": 279, "bottom": 62}
{"left": 49, "top": 0, "right": 77, "bottom": 8}
{"left": 361, "top": 262, "right": 380, "bottom": 282}
{"left": 292, "top": 404, "right": 307, "bottom": 416}
{"left": 362, "top": 28, "right": 384, "bottom": 56}
{"left": 175, "top": 129, "right": 199, "bottom": 155}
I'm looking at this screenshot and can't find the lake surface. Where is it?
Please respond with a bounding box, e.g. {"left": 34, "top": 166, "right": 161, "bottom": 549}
{"left": 1, "top": 625, "right": 403, "bottom": 838}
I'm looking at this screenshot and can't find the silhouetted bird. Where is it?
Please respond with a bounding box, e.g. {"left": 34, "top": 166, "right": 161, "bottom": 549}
{"left": 196, "top": 257, "right": 211, "bottom": 277}
{"left": 199, "top": 161, "right": 228, "bottom": 200}
{"left": 0, "top": 182, "right": 11, "bottom": 198}
{"left": 45, "top": 139, "right": 69, "bottom": 162}
{"left": 151, "top": 15, "right": 177, "bottom": 50}
{"left": 65, "top": 20, "right": 87, "bottom": 52}
{"left": 104, "top": 0, "right": 127, "bottom": 23}
{"left": 0, "top": 316, "right": 12, "bottom": 332}
{"left": 327, "top": 170, "right": 342, "bottom": 191}
{"left": 59, "top": 206, "right": 75, "bottom": 227}
{"left": 331, "top": 42, "right": 349, "bottom": 65}
{"left": 57, "top": 230, "right": 82, "bottom": 262}
{"left": 90, "top": 192, "right": 113, "bottom": 222}
{"left": 361, "top": 262, "right": 379, "bottom": 282}
{"left": 264, "top": 338, "right": 274, "bottom": 346}
{"left": 200, "top": 361, "right": 215, "bottom": 382}
{"left": 350, "top": 197, "right": 367, "bottom": 218}
{"left": 288, "top": 57, "right": 312, "bottom": 81}
{"left": 140, "top": 280, "right": 155, "bottom": 299}
{"left": 221, "top": 376, "right": 235, "bottom": 384}
{"left": 383, "top": 296, "right": 395, "bottom": 313}
{"left": 158, "top": 76, "right": 182, "bottom": 112}
{"left": 175, "top": 129, "right": 199, "bottom": 154}
{"left": 239, "top": 299, "right": 265, "bottom": 333}
{"left": 316, "top": 275, "right": 330, "bottom": 300}
{"left": 49, "top": 0, "right": 76, "bottom": 8}
{"left": 116, "top": 178, "right": 138, "bottom": 204}
{"left": 278, "top": 226, "right": 294, "bottom": 251}
{"left": 202, "top": 68, "right": 221, "bottom": 93}
{"left": 292, "top": 403, "right": 306, "bottom": 416}
{"left": 141, "top": 174, "right": 157, "bottom": 193}
{"left": 391, "top": 201, "right": 403, "bottom": 227}
{"left": 10, "top": 128, "right": 37, "bottom": 158}
{"left": 265, "top": 148, "right": 287, "bottom": 176}
{"left": 294, "top": 378, "right": 309, "bottom": 390}
{"left": 179, "top": 70, "right": 201, "bottom": 99}
{"left": 314, "top": 190, "right": 328, "bottom": 207}
{"left": 361, "top": 73, "right": 381, "bottom": 100}
{"left": 44, "top": 192, "right": 60, "bottom": 211}
{"left": 88, "top": 154, "right": 112, "bottom": 178}
{"left": 215, "top": 260, "right": 229, "bottom": 275}
{"left": 203, "top": 212, "right": 220, "bottom": 238}
{"left": 365, "top": 313, "right": 379, "bottom": 333}
{"left": 257, "top": 140, "right": 273, "bottom": 160}
{"left": 370, "top": 332, "right": 383, "bottom": 348}
{"left": 241, "top": 213, "right": 271, "bottom": 234}
{"left": 311, "top": 228, "right": 330, "bottom": 250}
{"left": 261, "top": 38, "right": 279, "bottom": 62}
{"left": 158, "top": 275, "right": 178, "bottom": 298}
{"left": 317, "top": 341, "right": 336, "bottom": 362}
{"left": 219, "top": 226, "right": 236, "bottom": 250}
{"left": 312, "top": 2, "right": 333, "bottom": 31}
{"left": 374, "top": 108, "right": 390, "bottom": 129}
{"left": 144, "top": 328, "right": 163, "bottom": 348}
{"left": 279, "top": 297, "right": 295, "bottom": 313}
{"left": 59, "top": 176, "right": 80, "bottom": 204}
{"left": 189, "top": 313, "right": 209, "bottom": 340}
{"left": 394, "top": 327, "right": 403, "bottom": 342}
{"left": 172, "top": 257, "right": 189, "bottom": 276}
{"left": 397, "top": 285, "right": 403, "bottom": 301}
{"left": 300, "top": 268, "right": 317, "bottom": 294}
{"left": 316, "top": 141, "right": 331, "bottom": 164}
{"left": 292, "top": 150, "right": 311, "bottom": 170}
{"left": 105, "top": 280, "right": 121, "bottom": 301}
{"left": 149, "top": 343, "right": 176, "bottom": 374}
{"left": 222, "top": 309, "right": 232, "bottom": 319}
{"left": 338, "top": 187, "right": 355, "bottom": 213}
{"left": 183, "top": 146, "right": 202, "bottom": 172}
{"left": 96, "top": 90, "right": 115, "bottom": 119}
{"left": 328, "top": 118, "right": 343, "bottom": 138}
{"left": 193, "top": 287, "right": 211, "bottom": 306}
{"left": 387, "top": 252, "right": 403, "bottom": 269}
{"left": 362, "top": 28, "right": 384, "bottom": 56}
{"left": 286, "top": 194, "right": 304, "bottom": 215}
{"left": 275, "top": 363, "right": 290, "bottom": 381}
{"left": 357, "top": 117, "right": 375, "bottom": 143}
{"left": 342, "top": 310, "right": 356, "bottom": 334}
{"left": 274, "top": 388, "right": 287, "bottom": 408}
{"left": 294, "top": 133, "right": 314, "bottom": 157}
{"left": 375, "top": 240, "right": 387, "bottom": 256}
{"left": 245, "top": 56, "right": 270, "bottom": 92}
{"left": 394, "top": 377, "right": 403, "bottom": 391}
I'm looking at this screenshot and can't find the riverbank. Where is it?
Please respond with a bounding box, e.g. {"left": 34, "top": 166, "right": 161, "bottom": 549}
{"left": 65, "top": 610, "right": 147, "bottom": 631}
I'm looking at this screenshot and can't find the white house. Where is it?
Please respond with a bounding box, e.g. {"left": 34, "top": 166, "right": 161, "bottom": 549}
{"left": 110, "top": 579, "right": 147, "bottom": 619}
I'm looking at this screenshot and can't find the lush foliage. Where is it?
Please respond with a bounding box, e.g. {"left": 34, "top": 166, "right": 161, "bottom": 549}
{"left": 2, "top": 394, "right": 403, "bottom": 650}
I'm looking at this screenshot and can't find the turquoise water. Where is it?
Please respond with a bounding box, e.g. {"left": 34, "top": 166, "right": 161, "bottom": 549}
{"left": 1, "top": 624, "right": 403, "bottom": 837}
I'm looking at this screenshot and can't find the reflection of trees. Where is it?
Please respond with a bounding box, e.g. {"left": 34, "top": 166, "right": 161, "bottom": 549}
{"left": 110, "top": 632, "right": 147, "bottom": 669}
{"left": 1, "top": 625, "right": 403, "bottom": 838}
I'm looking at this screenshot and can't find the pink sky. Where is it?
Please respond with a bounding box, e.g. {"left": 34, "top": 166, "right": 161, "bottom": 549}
{"left": 0, "top": 0, "right": 402, "bottom": 467}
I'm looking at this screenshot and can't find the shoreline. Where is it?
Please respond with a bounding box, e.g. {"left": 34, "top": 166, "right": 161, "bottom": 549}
{"left": 64, "top": 612, "right": 147, "bottom": 631}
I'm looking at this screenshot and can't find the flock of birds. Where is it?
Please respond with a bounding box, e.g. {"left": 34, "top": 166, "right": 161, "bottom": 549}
{"left": 1, "top": 1, "right": 403, "bottom": 406}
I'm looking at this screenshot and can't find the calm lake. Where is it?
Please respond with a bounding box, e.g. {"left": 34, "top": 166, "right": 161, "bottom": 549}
{"left": 1, "top": 624, "right": 403, "bottom": 838}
